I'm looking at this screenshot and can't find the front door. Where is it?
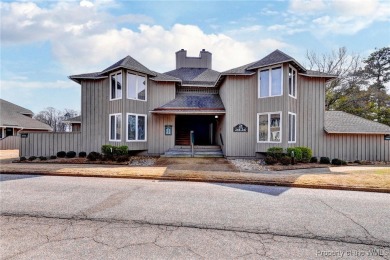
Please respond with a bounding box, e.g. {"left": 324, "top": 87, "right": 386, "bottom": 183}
{"left": 175, "top": 115, "right": 216, "bottom": 145}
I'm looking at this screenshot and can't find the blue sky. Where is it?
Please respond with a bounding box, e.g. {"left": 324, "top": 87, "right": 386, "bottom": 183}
{"left": 1, "top": 0, "right": 389, "bottom": 114}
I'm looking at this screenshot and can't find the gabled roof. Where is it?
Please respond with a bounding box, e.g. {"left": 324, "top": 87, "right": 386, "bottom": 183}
{"left": 300, "top": 70, "right": 337, "bottom": 78}
{"left": 222, "top": 62, "right": 257, "bottom": 76}
{"left": 324, "top": 111, "right": 390, "bottom": 134}
{"left": 164, "top": 68, "right": 220, "bottom": 87}
{"left": 150, "top": 71, "right": 181, "bottom": 82}
{"left": 69, "top": 72, "right": 107, "bottom": 84}
{"left": 100, "top": 55, "right": 156, "bottom": 76}
{"left": 63, "top": 115, "right": 81, "bottom": 124}
{"left": 153, "top": 93, "right": 225, "bottom": 112}
{"left": 0, "top": 99, "right": 52, "bottom": 131}
{"left": 247, "top": 49, "right": 306, "bottom": 72}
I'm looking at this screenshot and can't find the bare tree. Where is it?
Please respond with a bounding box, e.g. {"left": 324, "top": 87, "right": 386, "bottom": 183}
{"left": 34, "top": 107, "right": 79, "bottom": 132}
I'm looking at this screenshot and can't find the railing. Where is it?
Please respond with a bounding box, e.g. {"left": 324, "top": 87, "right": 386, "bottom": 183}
{"left": 0, "top": 136, "right": 20, "bottom": 150}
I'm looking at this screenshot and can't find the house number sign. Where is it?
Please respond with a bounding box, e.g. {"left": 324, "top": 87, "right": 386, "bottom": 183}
{"left": 233, "top": 124, "right": 248, "bottom": 132}
{"left": 165, "top": 125, "right": 172, "bottom": 135}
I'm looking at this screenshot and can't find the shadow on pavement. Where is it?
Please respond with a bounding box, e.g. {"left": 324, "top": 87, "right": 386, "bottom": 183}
{"left": 215, "top": 183, "right": 290, "bottom": 196}
{"left": 0, "top": 174, "right": 41, "bottom": 182}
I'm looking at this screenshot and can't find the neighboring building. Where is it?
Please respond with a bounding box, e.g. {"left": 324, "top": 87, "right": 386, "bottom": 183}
{"left": 63, "top": 115, "right": 81, "bottom": 132}
{"left": 0, "top": 99, "right": 52, "bottom": 138}
{"left": 20, "top": 49, "right": 390, "bottom": 161}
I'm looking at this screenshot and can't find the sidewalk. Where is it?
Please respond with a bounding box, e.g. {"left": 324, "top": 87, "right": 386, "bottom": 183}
{"left": 1, "top": 152, "right": 389, "bottom": 193}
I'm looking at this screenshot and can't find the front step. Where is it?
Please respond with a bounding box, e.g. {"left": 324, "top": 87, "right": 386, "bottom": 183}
{"left": 163, "top": 146, "right": 224, "bottom": 158}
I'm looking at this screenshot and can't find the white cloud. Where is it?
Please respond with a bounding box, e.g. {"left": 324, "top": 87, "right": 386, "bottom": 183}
{"left": 80, "top": 0, "right": 94, "bottom": 8}
{"left": 332, "top": 0, "right": 378, "bottom": 17}
{"left": 1, "top": 80, "right": 79, "bottom": 90}
{"left": 289, "top": 0, "right": 327, "bottom": 13}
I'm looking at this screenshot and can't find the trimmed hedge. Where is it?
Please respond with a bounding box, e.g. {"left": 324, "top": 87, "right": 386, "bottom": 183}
{"left": 20, "top": 157, "right": 27, "bottom": 161}
{"left": 264, "top": 156, "right": 278, "bottom": 165}
{"left": 66, "top": 151, "right": 77, "bottom": 158}
{"left": 50, "top": 155, "right": 57, "bottom": 159}
{"left": 57, "top": 151, "right": 66, "bottom": 158}
{"left": 87, "top": 152, "right": 102, "bottom": 161}
{"left": 297, "top": 146, "right": 312, "bottom": 162}
{"left": 320, "top": 157, "right": 330, "bottom": 164}
{"left": 101, "top": 145, "right": 128, "bottom": 156}
{"left": 286, "top": 147, "right": 303, "bottom": 162}
{"left": 280, "top": 156, "right": 292, "bottom": 165}
{"left": 79, "top": 152, "right": 87, "bottom": 158}
{"left": 28, "top": 156, "right": 37, "bottom": 161}
{"left": 39, "top": 156, "right": 47, "bottom": 161}
{"left": 310, "top": 157, "right": 318, "bottom": 163}
{"left": 267, "top": 147, "right": 284, "bottom": 159}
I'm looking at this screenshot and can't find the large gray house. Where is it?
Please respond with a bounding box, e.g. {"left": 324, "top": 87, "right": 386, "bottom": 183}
{"left": 20, "top": 49, "right": 390, "bottom": 161}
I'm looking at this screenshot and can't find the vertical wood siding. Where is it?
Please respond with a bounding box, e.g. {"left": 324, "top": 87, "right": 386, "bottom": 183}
{"left": 0, "top": 136, "right": 20, "bottom": 150}
{"left": 219, "top": 75, "right": 257, "bottom": 157}
{"left": 20, "top": 132, "right": 81, "bottom": 157}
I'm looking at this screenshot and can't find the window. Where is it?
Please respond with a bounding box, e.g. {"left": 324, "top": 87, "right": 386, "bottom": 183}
{"left": 289, "top": 66, "right": 297, "bottom": 98}
{"left": 257, "top": 112, "right": 282, "bottom": 143}
{"left": 127, "top": 113, "right": 147, "bottom": 141}
{"left": 288, "top": 112, "right": 296, "bottom": 143}
{"left": 109, "top": 113, "right": 121, "bottom": 141}
{"left": 127, "top": 73, "right": 147, "bottom": 101}
{"left": 110, "top": 72, "right": 122, "bottom": 100}
{"left": 259, "top": 66, "right": 282, "bottom": 98}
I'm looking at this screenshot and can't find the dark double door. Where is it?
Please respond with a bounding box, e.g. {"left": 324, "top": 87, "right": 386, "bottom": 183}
{"left": 175, "top": 115, "right": 216, "bottom": 145}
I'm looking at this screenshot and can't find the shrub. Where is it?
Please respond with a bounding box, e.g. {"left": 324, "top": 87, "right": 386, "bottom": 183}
{"left": 297, "top": 146, "right": 312, "bottom": 163}
{"left": 57, "top": 151, "right": 66, "bottom": 158}
{"left": 310, "top": 157, "right": 318, "bottom": 163}
{"left": 87, "top": 151, "right": 101, "bottom": 161}
{"left": 267, "top": 147, "right": 284, "bottom": 159}
{"left": 39, "top": 156, "right": 47, "bottom": 161}
{"left": 116, "top": 155, "right": 129, "bottom": 163}
{"left": 79, "top": 152, "right": 87, "bottom": 158}
{"left": 280, "top": 156, "right": 292, "bottom": 166}
{"left": 28, "top": 156, "right": 37, "bottom": 161}
{"left": 50, "top": 155, "right": 57, "bottom": 160}
{"left": 331, "top": 158, "right": 343, "bottom": 165}
{"left": 354, "top": 160, "right": 361, "bottom": 164}
{"left": 102, "top": 154, "right": 115, "bottom": 161}
{"left": 66, "top": 151, "right": 76, "bottom": 158}
{"left": 286, "top": 147, "right": 303, "bottom": 162}
{"left": 20, "top": 157, "right": 27, "bottom": 161}
{"left": 264, "top": 156, "right": 278, "bottom": 165}
{"left": 320, "top": 157, "right": 330, "bottom": 164}
{"left": 102, "top": 145, "right": 128, "bottom": 156}
{"left": 341, "top": 160, "right": 347, "bottom": 165}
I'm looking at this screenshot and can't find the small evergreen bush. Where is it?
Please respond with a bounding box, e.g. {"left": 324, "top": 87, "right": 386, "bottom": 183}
{"left": 66, "top": 151, "right": 76, "bottom": 158}
{"left": 331, "top": 158, "right": 342, "bottom": 165}
{"left": 39, "top": 156, "right": 47, "bottom": 161}
{"left": 50, "top": 155, "right": 57, "bottom": 160}
{"left": 57, "top": 151, "right": 66, "bottom": 158}
{"left": 267, "top": 147, "right": 284, "bottom": 159}
{"left": 320, "top": 157, "right": 330, "bottom": 164}
{"left": 20, "top": 157, "right": 27, "bottom": 161}
{"left": 28, "top": 156, "right": 37, "bottom": 161}
{"left": 341, "top": 160, "right": 347, "bottom": 165}
{"left": 264, "top": 156, "right": 278, "bottom": 165}
{"left": 79, "top": 152, "right": 87, "bottom": 158}
{"left": 102, "top": 145, "right": 128, "bottom": 156}
{"left": 286, "top": 147, "right": 303, "bottom": 162}
{"left": 297, "top": 146, "right": 312, "bottom": 163}
{"left": 280, "top": 156, "right": 292, "bottom": 166}
{"left": 310, "top": 157, "right": 318, "bottom": 163}
{"left": 116, "top": 155, "right": 129, "bottom": 163}
{"left": 87, "top": 152, "right": 101, "bottom": 161}
{"left": 354, "top": 160, "right": 361, "bottom": 164}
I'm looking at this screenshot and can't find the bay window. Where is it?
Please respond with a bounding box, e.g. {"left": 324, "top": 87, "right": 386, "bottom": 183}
{"left": 257, "top": 112, "right": 282, "bottom": 143}
{"left": 259, "top": 66, "right": 282, "bottom": 98}
{"left": 127, "top": 73, "right": 147, "bottom": 101}
{"left": 110, "top": 72, "right": 122, "bottom": 100}
{"left": 127, "top": 113, "right": 147, "bottom": 141}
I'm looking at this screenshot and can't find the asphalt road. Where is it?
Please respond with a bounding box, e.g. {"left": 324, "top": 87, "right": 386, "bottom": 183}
{"left": 1, "top": 174, "right": 389, "bottom": 259}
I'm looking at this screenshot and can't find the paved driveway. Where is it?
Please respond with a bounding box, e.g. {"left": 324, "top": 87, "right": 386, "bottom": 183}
{"left": 1, "top": 175, "right": 389, "bottom": 259}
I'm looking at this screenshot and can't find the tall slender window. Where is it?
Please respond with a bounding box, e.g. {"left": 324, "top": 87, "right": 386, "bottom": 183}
{"left": 259, "top": 66, "right": 283, "bottom": 98}
{"left": 288, "top": 112, "right": 296, "bottom": 143}
{"left": 109, "top": 113, "right": 121, "bottom": 141}
{"left": 127, "top": 72, "right": 147, "bottom": 101}
{"left": 289, "top": 66, "right": 297, "bottom": 98}
{"left": 127, "top": 113, "right": 147, "bottom": 141}
{"left": 110, "top": 72, "right": 122, "bottom": 100}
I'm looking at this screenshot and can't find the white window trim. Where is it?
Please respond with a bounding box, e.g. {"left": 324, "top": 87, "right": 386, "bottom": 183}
{"left": 126, "top": 72, "right": 148, "bottom": 102}
{"left": 288, "top": 112, "right": 297, "bottom": 143}
{"left": 258, "top": 65, "right": 283, "bottom": 99}
{"left": 126, "top": 113, "right": 147, "bottom": 142}
{"left": 109, "top": 113, "right": 122, "bottom": 142}
{"left": 257, "top": 111, "right": 282, "bottom": 143}
{"left": 288, "top": 65, "right": 297, "bottom": 99}
{"left": 109, "top": 71, "right": 123, "bottom": 101}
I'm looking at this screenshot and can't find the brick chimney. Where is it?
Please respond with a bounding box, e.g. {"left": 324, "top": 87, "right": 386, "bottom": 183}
{"left": 176, "top": 49, "right": 212, "bottom": 69}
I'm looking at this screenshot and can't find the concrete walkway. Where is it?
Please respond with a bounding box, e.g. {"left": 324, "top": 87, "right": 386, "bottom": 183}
{"left": 0, "top": 149, "right": 389, "bottom": 192}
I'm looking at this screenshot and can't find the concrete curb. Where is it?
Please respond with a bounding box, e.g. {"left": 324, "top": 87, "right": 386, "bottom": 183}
{"left": 2, "top": 171, "right": 389, "bottom": 194}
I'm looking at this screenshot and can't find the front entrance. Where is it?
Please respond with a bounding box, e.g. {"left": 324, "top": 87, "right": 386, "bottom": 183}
{"left": 175, "top": 115, "right": 216, "bottom": 145}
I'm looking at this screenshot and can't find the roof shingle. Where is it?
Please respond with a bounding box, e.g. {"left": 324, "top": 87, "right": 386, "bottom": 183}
{"left": 164, "top": 68, "right": 220, "bottom": 87}
{"left": 324, "top": 111, "right": 390, "bottom": 134}
{"left": 154, "top": 94, "right": 225, "bottom": 111}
